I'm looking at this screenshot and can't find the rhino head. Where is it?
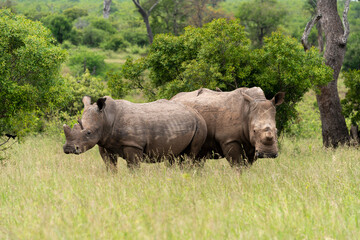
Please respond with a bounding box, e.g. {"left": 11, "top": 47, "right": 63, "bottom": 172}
{"left": 243, "top": 91, "right": 285, "bottom": 159}
{"left": 63, "top": 96, "right": 107, "bottom": 155}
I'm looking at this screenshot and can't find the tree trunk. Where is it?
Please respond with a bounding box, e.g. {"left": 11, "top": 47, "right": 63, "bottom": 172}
{"left": 132, "top": 0, "right": 159, "bottom": 44}
{"left": 103, "top": 0, "right": 112, "bottom": 19}
{"left": 302, "top": 0, "right": 350, "bottom": 147}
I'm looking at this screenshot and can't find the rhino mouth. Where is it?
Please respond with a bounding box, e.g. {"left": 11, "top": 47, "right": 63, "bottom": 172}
{"left": 255, "top": 151, "right": 278, "bottom": 158}
{"left": 63, "top": 145, "right": 82, "bottom": 155}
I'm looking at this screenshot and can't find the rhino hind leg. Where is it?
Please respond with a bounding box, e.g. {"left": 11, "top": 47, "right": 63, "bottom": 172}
{"left": 186, "top": 118, "right": 207, "bottom": 163}
{"left": 99, "top": 146, "right": 118, "bottom": 173}
{"left": 123, "top": 146, "right": 143, "bottom": 170}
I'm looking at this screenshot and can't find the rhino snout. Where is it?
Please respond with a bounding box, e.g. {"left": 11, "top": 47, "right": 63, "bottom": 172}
{"left": 255, "top": 151, "right": 278, "bottom": 159}
{"left": 63, "top": 144, "right": 82, "bottom": 155}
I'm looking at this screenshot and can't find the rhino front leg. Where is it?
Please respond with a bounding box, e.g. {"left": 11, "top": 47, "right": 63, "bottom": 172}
{"left": 221, "top": 142, "right": 247, "bottom": 168}
{"left": 99, "top": 146, "right": 118, "bottom": 173}
{"left": 123, "top": 146, "right": 142, "bottom": 170}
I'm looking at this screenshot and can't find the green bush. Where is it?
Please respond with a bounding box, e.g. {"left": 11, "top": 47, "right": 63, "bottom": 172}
{"left": 90, "top": 18, "right": 117, "bottom": 34}
{"left": 82, "top": 26, "right": 107, "bottom": 47}
{"left": 59, "top": 70, "right": 109, "bottom": 115}
{"left": 0, "top": 9, "right": 67, "bottom": 137}
{"left": 101, "top": 34, "right": 129, "bottom": 51}
{"left": 63, "top": 7, "right": 88, "bottom": 22}
{"left": 68, "top": 47, "right": 106, "bottom": 76}
{"left": 42, "top": 14, "right": 72, "bottom": 44}
{"left": 122, "top": 30, "right": 149, "bottom": 46}
{"left": 341, "top": 70, "right": 360, "bottom": 125}
{"left": 343, "top": 32, "right": 360, "bottom": 71}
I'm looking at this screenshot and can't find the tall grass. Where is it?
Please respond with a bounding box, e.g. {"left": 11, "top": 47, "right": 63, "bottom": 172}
{"left": 1, "top": 135, "right": 359, "bottom": 239}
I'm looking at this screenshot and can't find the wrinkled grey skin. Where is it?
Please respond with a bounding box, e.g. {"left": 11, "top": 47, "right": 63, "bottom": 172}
{"left": 171, "top": 87, "right": 285, "bottom": 167}
{"left": 63, "top": 96, "right": 207, "bottom": 171}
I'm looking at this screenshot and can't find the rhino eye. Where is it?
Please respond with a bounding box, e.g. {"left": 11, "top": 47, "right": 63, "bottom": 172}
{"left": 86, "top": 130, "right": 91, "bottom": 135}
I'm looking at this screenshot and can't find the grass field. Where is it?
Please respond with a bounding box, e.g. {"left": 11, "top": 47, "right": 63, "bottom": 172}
{"left": 1, "top": 134, "right": 360, "bottom": 239}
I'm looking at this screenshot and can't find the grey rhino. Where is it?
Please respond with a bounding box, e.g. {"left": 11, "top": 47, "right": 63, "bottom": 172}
{"left": 171, "top": 87, "right": 285, "bottom": 167}
{"left": 63, "top": 96, "right": 207, "bottom": 171}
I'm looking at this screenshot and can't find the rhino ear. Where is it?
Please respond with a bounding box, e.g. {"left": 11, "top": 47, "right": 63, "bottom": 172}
{"left": 242, "top": 93, "right": 254, "bottom": 103}
{"left": 272, "top": 92, "right": 285, "bottom": 106}
{"left": 63, "top": 124, "right": 71, "bottom": 137}
{"left": 96, "top": 97, "right": 106, "bottom": 112}
{"left": 82, "top": 96, "right": 91, "bottom": 108}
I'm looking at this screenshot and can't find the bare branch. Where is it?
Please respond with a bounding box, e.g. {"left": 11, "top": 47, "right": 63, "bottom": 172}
{"left": 132, "top": 0, "right": 143, "bottom": 11}
{"left": 340, "top": 0, "right": 350, "bottom": 45}
{"left": 301, "top": 14, "right": 322, "bottom": 51}
{"left": 148, "top": 0, "right": 160, "bottom": 14}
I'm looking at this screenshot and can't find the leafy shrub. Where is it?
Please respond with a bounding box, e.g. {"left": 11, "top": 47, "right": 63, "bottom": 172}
{"left": 82, "top": 26, "right": 107, "bottom": 47}
{"left": 90, "top": 18, "right": 117, "bottom": 34}
{"left": 101, "top": 34, "right": 128, "bottom": 51}
{"left": 0, "top": 9, "right": 67, "bottom": 137}
{"left": 343, "top": 32, "right": 360, "bottom": 71}
{"left": 68, "top": 47, "right": 106, "bottom": 76}
{"left": 341, "top": 70, "right": 360, "bottom": 125}
{"left": 63, "top": 7, "right": 88, "bottom": 21}
{"left": 42, "top": 14, "right": 72, "bottom": 44}
{"left": 59, "top": 70, "right": 109, "bottom": 115}
{"left": 122, "top": 30, "right": 149, "bottom": 46}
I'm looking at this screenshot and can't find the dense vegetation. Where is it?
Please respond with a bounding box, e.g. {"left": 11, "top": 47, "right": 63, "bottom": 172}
{"left": 1, "top": 0, "right": 360, "bottom": 139}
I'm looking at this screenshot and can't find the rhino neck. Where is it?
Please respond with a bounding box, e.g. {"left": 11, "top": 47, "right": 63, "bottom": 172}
{"left": 97, "top": 101, "right": 119, "bottom": 147}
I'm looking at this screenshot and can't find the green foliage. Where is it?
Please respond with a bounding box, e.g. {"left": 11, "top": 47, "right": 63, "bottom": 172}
{"left": 90, "top": 17, "right": 117, "bottom": 34}
{"left": 82, "top": 26, "right": 107, "bottom": 47}
{"left": 107, "top": 71, "right": 129, "bottom": 99}
{"left": 101, "top": 34, "right": 129, "bottom": 51}
{"left": 0, "top": 9, "right": 67, "bottom": 137}
{"left": 343, "top": 33, "right": 360, "bottom": 71}
{"left": 122, "top": 30, "right": 149, "bottom": 47}
{"left": 60, "top": 70, "right": 109, "bottom": 116}
{"left": 341, "top": 70, "right": 360, "bottom": 125}
{"left": 63, "top": 7, "right": 88, "bottom": 21}
{"left": 237, "top": 0, "right": 287, "bottom": 47}
{"left": 108, "top": 57, "right": 155, "bottom": 100}
{"left": 42, "top": 14, "right": 72, "bottom": 44}
{"left": 68, "top": 47, "right": 106, "bottom": 76}
{"left": 149, "top": 19, "right": 251, "bottom": 96}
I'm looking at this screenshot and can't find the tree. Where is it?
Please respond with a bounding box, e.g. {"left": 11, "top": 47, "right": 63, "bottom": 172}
{"left": 63, "top": 7, "right": 88, "bottom": 21}
{"left": 42, "top": 14, "right": 72, "bottom": 44}
{"left": 0, "top": 9, "right": 67, "bottom": 136}
{"left": 103, "top": 0, "right": 112, "bottom": 19}
{"left": 111, "top": 19, "right": 332, "bottom": 133}
{"left": 237, "top": 0, "right": 287, "bottom": 47}
{"left": 132, "top": 0, "right": 160, "bottom": 44}
{"left": 187, "top": 0, "right": 208, "bottom": 27}
{"left": 302, "top": 0, "right": 351, "bottom": 147}
{"left": 151, "top": 0, "right": 189, "bottom": 35}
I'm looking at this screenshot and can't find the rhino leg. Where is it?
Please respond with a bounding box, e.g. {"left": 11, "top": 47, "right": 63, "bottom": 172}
{"left": 187, "top": 117, "right": 207, "bottom": 166}
{"left": 123, "top": 146, "right": 142, "bottom": 170}
{"left": 221, "top": 142, "right": 247, "bottom": 168}
{"left": 99, "top": 146, "right": 118, "bottom": 173}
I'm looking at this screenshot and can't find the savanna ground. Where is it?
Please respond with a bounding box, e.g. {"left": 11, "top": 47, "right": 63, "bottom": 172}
{"left": 1, "top": 90, "right": 360, "bottom": 239}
